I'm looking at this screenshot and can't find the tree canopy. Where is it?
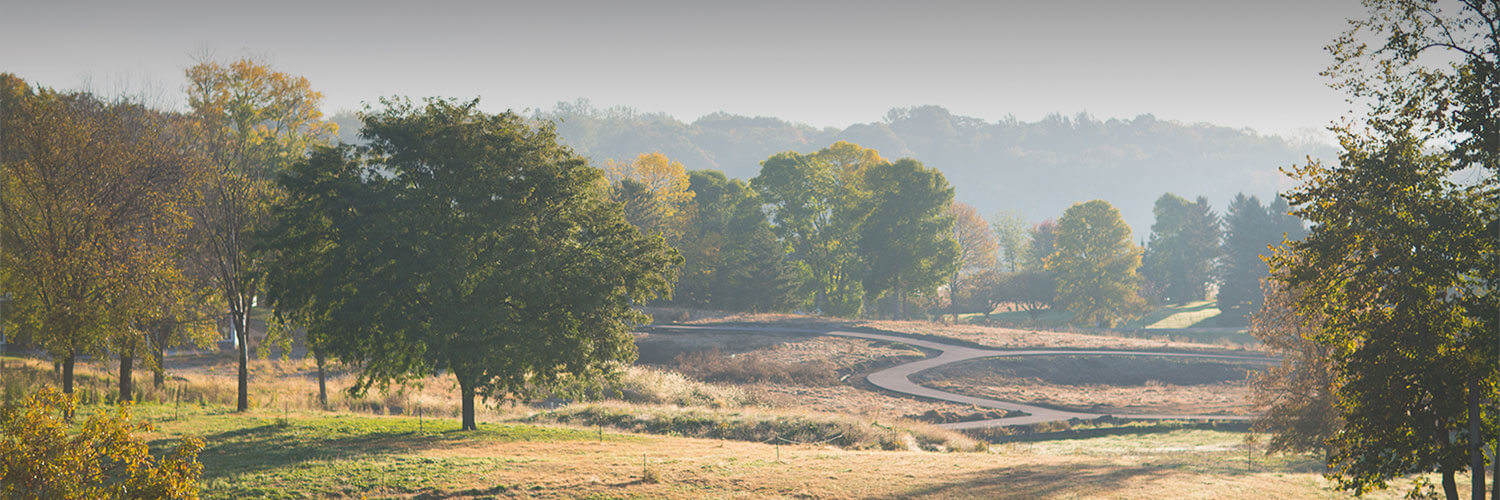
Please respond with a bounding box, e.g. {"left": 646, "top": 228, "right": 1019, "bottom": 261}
{"left": 1141, "top": 193, "right": 1220, "bottom": 303}
{"left": 263, "top": 98, "right": 679, "bottom": 430}
{"left": 1045, "top": 200, "right": 1144, "bottom": 327}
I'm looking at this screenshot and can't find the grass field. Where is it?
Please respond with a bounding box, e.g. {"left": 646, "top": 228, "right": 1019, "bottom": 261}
{"left": 109, "top": 403, "right": 1442, "bottom": 499}
{"left": 911, "top": 355, "right": 1265, "bottom": 416}
{"left": 3, "top": 314, "right": 1470, "bottom": 498}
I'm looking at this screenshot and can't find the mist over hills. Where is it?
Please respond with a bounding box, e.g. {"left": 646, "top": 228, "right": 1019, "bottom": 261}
{"left": 344, "top": 100, "right": 1336, "bottom": 236}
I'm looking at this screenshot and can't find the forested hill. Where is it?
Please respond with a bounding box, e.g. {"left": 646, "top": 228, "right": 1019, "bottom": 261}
{"left": 535, "top": 101, "right": 1335, "bottom": 235}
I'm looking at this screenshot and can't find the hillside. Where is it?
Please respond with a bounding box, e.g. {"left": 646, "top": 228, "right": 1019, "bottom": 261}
{"left": 531, "top": 101, "right": 1336, "bottom": 235}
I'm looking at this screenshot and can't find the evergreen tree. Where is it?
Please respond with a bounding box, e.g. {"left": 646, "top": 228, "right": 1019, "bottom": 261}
{"left": 1142, "top": 193, "right": 1221, "bottom": 303}
{"left": 1217, "top": 193, "right": 1275, "bottom": 322}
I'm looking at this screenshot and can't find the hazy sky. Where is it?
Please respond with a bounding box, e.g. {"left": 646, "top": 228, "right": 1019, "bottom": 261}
{"left": 1, "top": 0, "right": 1363, "bottom": 137}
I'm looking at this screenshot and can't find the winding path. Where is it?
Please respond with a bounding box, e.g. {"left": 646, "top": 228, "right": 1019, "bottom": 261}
{"left": 646, "top": 324, "right": 1275, "bottom": 429}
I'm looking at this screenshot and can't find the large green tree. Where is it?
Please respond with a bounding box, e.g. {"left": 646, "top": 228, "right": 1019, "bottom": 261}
{"left": 672, "top": 169, "right": 808, "bottom": 312}
{"left": 1045, "top": 200, "right": 1144, "bottom": 327}
{"left": 1141, "top": 193, "right": 1221, "bottom": 303}
{"left": 857, "top": 159, "right": 960, "bottom": 320}
{"left": 263, "top": 98, "right": 679, "bottom": 431}
{"left": 1280, "top": 131, "right": 1495, "bottom": 500}
{"left": 752, "top": 142, "right": 882, "bottom": 316}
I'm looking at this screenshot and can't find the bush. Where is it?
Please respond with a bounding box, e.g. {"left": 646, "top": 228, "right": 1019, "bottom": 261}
{"left": 0, "top": 387, "right": 204, "bottom": 499}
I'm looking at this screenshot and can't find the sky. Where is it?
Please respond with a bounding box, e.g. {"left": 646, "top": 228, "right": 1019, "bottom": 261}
{"left": 0, "top": 0, "right": 1365, "bottom": 138}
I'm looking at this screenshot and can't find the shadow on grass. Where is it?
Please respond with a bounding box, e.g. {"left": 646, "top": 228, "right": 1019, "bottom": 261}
{"left": 967, "top": 421, "right": 1253, "bottom": 444}
{"left": 883, "top": 461, "right": 1172, "bottom": 499}
{"left": 149, "top": 414, "right": 598, "bottom": 485}
{"left": 165, "top": 423, "right": 440, "bottom": 483}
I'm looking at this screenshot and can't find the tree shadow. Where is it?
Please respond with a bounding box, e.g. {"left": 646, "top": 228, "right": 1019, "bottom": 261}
{"left": 150, "top": 420, "right": 467, "bottom": 482}
{"left": 883, "top": 461, "right": 1173, "bottom": 499}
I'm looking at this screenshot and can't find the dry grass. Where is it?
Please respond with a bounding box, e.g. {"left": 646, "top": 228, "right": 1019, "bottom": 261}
{"left": 912, "top": 355, "right": 1265, "bottom": 416}
{"left": 523, "top": 401, "right": 986, "bottom": 452}
{"left": 678, "top": 311, "right": 1263, "bottom": 354}
{"left": 121, "top": 404, "right": 1448, "bottom": 499}
{"left": 610, "top": 365, "right": 754, "bottom": 408}
{"left": 673, "top": 347, "right": 839, "bottom": 386}
{"left": 638, "top": 327, "right": 1009, "bottom": 421}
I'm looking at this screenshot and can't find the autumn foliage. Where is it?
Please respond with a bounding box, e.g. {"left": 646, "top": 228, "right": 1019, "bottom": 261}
{"left": 0, "top": 387, "right": 204, "bottom": 499}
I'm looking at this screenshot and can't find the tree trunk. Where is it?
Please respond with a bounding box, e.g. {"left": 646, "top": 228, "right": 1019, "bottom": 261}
{"left": 1470, "top": 381, "right": 1486, "bottom": 500}
{"left": 152, "top": 343, "right": 164, "bottom": 388}
{"left": 119, "top": 353, "right": 133, "bottom": 403}
{"left": 61, "top": 352, "right": 74, "bottom": 421}
{"left": 315, "top": 349, "right": 327, "bottom": 409}
{"left": 61, "top": 353, "right": 74, "bottom": 395}
{"left": 1444, "top": 466, "right": 1460, "bottom": 500}
{"left": 151, "top": 325, "right": 166, "bottom": 388}
{"left": 894, "top": 279, "right": 905, "bottom": 321}
{"left": 459, "top": 379, "right": 477, "bottom": 431}
{"left": 235, "top": 310, "right": 249, "bottom": 412}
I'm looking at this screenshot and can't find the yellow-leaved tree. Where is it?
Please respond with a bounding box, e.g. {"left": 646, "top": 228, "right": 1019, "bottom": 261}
{"left": 603, "top": 152, "right": 695, "bottom": 242}
{"left": 184, "top": 58, "right": 336, "bottom": 412}
{"left": 0, "top": 75, "right": 204, "bottom": 405}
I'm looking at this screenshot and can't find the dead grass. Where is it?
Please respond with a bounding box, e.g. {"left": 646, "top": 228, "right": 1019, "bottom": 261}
{"left": 673, "top": 347, "right": 839, "bottom": 386}
{"left": 523, "top": 401, "right": 986, "bottom": 452}
{"left": 122, "top": 404, "right": 1446, "bottom": 499}
{"left": 912, "top": 355, "right": 1265, "bottom": 416}
{"left": 679, "top": 311, "right": 1264, "bottom": 354}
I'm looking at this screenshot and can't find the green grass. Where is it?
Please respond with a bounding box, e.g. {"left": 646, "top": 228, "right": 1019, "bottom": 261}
{"left": 1124, "top": 300, "right": 1225, "bottom": 329}
{"left": 960, "top": 308, "right": 1074, "bottom": 328}
{"left": 130, "top": 404, "right": 634, "bottom": 499}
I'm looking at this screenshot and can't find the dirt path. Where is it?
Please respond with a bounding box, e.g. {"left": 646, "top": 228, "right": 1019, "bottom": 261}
{"left": 646, "top": 324, "right": 1274, "bottom": 428}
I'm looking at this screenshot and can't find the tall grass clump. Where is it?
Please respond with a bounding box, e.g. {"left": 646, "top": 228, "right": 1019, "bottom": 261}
{"left": 673, "top": 348, "right": 838, "bottom": 386}
{"left": 525, "top": 402, "right": 985, "bottom": 452}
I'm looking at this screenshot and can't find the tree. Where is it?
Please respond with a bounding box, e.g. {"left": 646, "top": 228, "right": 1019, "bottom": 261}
{"left": 0, "top": 387, "right": 204, "bottom": 499}
{"left": 264, "top": 98, "right": 679, "bottom": 431}
{"left": 753, "top": 142, "right": 882, "bottom": 316}
{"left": 1279, "top": 130, "right": 1496, "bottom": 500}
{"left": 948, "top": 202, "right": 998, "bottom": 313}
{"left": 604, "top": 152, "right": 695, "bottom": 242}
{"left": 1024, "top": 219, "right": 1057, "bottom": 271}
{"left": 1141, "top": 193, "right": 1221, "bottom": 303}
{"left": 1324, "top": 4, "right": 1498, "bottom": 497}
{"left": 991, "top": 210, "right": 1029, "bottom": 272}
{"left": 1216, "top": 193, "right": 1275, "bottom": 322}
{"left": 1328, "top": 0, "right": 1497, "bottom": 174}
{"left": 0, "top": 76, "right": 200, "bottom": 404}
{"left": 857, "top": 159, "right": 959, "bottom": 320}
{"left": 1045, "top": 200, "right": 1144, "bottom": 327}
{"left": 1249, "top": 258, "right": 1339, "bottom": 457}
{"left": 184, "top": 58, "right": 335, "bottom": 412}
{"left": 672, "top": 170, "right": 808, "bottom": 311}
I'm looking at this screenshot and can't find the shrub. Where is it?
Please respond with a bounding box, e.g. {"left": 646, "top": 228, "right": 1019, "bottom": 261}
{"left": 0, "top": 387, "right": 204, "bottom": 499}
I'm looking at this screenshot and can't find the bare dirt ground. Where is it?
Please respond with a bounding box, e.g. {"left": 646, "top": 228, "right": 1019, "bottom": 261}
{"left": 911, "top": 355, "right": 1266, "bottom": 416}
